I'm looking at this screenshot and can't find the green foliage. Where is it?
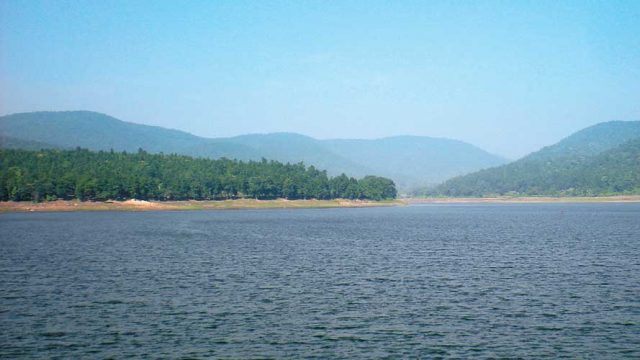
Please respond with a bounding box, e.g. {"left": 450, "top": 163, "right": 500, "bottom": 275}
{"left": 0, "top": 111, "right": 507, "bottom": 190}
{"left": 427, "top": 136, "right": 640, "bottom": 197}
{"left": 0, "top": 148, "right": 397, "bottom": 202}
{"left": 358, "top": 176, "right": 398, "bottom": 200}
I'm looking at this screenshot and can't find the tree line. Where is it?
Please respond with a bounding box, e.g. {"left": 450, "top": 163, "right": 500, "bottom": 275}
{"left": 0, "top": 148, "right": 397, "bottom": 202}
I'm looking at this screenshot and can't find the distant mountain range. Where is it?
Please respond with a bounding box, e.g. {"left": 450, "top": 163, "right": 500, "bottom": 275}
{"left": 0, "top": 111, "right": 507, "bottom": 190}
{"left": 428, "top": 121, "right": 640, "bottom": 196}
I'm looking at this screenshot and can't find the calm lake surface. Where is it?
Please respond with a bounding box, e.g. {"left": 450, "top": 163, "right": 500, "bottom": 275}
{"left": 1, "top": 204, "right": 639, "bottom": 358}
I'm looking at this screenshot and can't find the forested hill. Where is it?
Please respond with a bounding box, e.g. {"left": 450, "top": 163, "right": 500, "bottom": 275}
{"left": 0, "top": 111, "right": 262, "bottom": 159}
{"left": 428, "top": 121, "right": 640, "bottom": 196}
{"left": 522, "top": 121, "right": 640, "bottom": 160}
{"left": 0, "top": 111, "right": 506, "bottom": 189}
{"left": 0, "top": 148, "right": 397, "bottom": 202}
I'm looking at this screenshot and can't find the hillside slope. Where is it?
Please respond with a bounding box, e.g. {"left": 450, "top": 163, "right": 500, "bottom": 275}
{"left": 222, "top": 133, "right": 374, "bottom": 178}
{"left": 430, "top": 121, "right": 640, "bottom": 196}
{"left": 0, "top": 136, "right": 63, "bottom": 151}
{"left": 0, "top": 111, "right": 260, "bottom": 159}
{"left": 323, "top": 136, "right": 506, "bottom": 188}
{"left": 0, "top": 111, "right": 507, "bottom": 189}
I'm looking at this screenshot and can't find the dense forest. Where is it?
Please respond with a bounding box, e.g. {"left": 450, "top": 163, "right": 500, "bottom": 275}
{"left": 428, "top": 137, "right": 640, "bottom": 197}
{"left": 0, "top": 148, "right": 397, "bottom": 202}
{"left": 0, "top": 111, "right": 507, "bottom": 189}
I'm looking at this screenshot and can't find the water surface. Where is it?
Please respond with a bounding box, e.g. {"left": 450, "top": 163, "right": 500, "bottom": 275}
{"left": 1, "top": 204, "right": 639, "bottom": 358}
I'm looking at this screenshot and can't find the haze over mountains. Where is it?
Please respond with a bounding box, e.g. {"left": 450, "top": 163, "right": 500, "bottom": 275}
{"left": 0, "top": 111, "right": 507, "bottom": 190}
{"left": 3, "top": 111, "right": 638, "bottom": 196}
{"left": 429, "top": 121, "right": 640, "bottom": 196}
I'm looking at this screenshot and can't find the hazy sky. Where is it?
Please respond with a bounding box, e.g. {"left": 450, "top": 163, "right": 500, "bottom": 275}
{"left": 1, "top": 0, "right": 639, "bottom": 158}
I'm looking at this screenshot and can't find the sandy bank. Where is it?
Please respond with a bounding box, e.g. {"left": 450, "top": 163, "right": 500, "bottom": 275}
{"left": 0, "top": 199, "right": 404, "bottom": 213}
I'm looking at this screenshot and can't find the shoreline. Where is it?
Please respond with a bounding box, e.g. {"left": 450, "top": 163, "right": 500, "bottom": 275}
{"left": 406, "top": 195, "right": 640, "bottom": 204}
{"left": 0, "top": 198, "right": 404, "bottom": 213}
{"left": 3, "top": 195, "right": 639, "bottom": 213}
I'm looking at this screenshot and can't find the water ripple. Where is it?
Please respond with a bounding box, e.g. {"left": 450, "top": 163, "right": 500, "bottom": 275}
{"left": 1, "top": 204, "right": 639, "bottom": 358}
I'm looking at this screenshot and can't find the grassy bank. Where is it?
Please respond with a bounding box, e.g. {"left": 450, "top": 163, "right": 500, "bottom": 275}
{"left": 0, "top": 198, "right": 405, "bottom": 213}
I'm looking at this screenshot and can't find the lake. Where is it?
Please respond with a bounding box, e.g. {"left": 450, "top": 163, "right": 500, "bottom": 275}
{"left": 1, "top": 204, "right": 639, "bottom": 358}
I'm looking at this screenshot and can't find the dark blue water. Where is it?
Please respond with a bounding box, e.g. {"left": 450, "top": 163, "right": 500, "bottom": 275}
{"left": 1, "top": 204, "right": 639, "bottom": 358}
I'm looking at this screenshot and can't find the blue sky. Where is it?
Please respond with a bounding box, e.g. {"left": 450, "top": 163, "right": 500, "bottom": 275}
{"left": 1, "top": 0, "right": 639, "bottom": 158}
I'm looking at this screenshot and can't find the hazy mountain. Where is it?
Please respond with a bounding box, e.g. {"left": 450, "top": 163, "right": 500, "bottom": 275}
{"left": 0, "top": 111, "right": 260, "bottom": 159}
{"left": 0, "top": 111, "right": 507, "bottom": 190}
{"left": 223, "top": 133, "right": 373, "bottom": 177}
{"left": 0, "top": 136, "right": 63, "bottom": 151}
{"left": 0, "top": 112, "right": 372, "bottom": 179}
{"left": 429, "top": 121, "right": 640, "bottom": 196}
{"left": 323, "top": 136, "right": 507, "bottom": 188}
